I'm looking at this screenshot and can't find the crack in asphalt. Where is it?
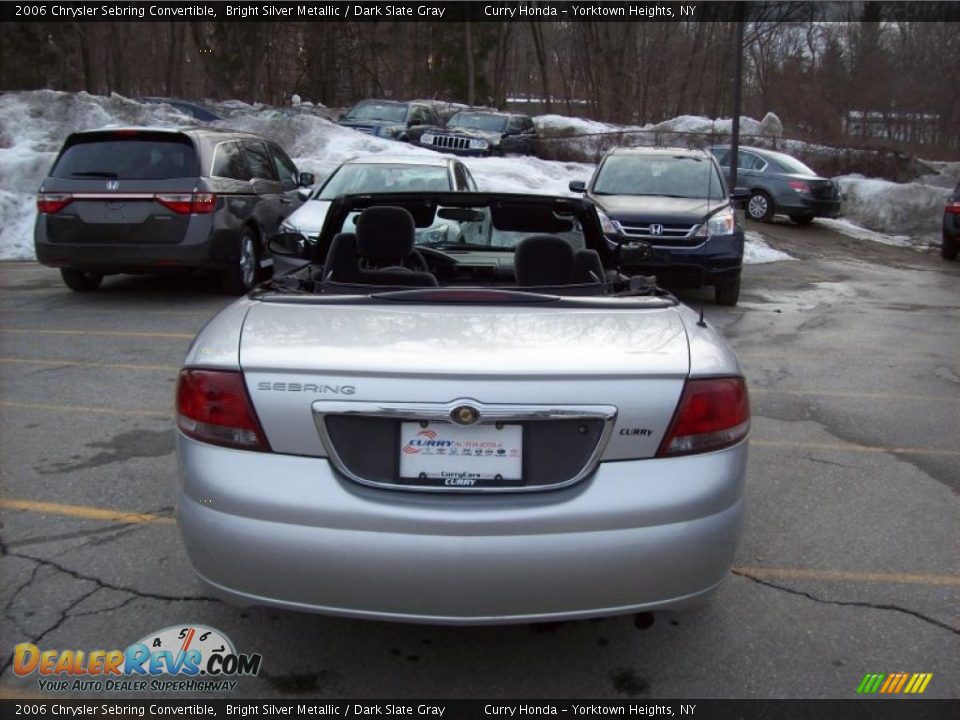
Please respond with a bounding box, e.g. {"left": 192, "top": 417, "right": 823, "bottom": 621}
{"left": 733, "top": 569, "right": 960, "bottom": 636}
{"left": 0, "top": 541, "right": 219, "bottom": 679}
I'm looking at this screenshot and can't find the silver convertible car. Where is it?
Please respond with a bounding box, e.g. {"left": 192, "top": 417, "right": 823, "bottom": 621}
{"left": 175, "top": 191, "right": 750, "bottom": 624}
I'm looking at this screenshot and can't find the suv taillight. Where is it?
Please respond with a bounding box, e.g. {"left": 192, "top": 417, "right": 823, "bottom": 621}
{"left": 946, "top": 201, "right": 960, "bottom": 215}
{"left": 37, "top": 193, "right": 73, "bottom": 214}
{"left": 657, "top": 378, "right": 750, "bottom": 457}
{"left": 155, "top": 193, "right": 216, "bottom": 215}
{"left": 176, "top": 369, "right": 270, "bottom": 451}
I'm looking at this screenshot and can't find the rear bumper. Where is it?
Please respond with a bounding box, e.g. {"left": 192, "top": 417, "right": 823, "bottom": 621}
{"left": 176, "top": 433, "right": 746, "bottom": 624}
{"left": 33, "top": 216, "right": 237, "bottom": 273}
{"left": 774, "top": 193, "right": 841, "bottom": 218}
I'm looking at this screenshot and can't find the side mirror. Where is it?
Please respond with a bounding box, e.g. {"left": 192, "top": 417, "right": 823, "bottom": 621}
{"left": 269, "top": 231, "right": 311, "bottom": 260}
{"left": 297, "top": 188, "right": 311, "bottom": 202}
{"left": 298, "top": 172, "right": 315, "bottom": 188}
{"left": 730, "top": 187, "right": 751, "bottom": 206}
{"left": 569, "top": 180, "right": 587, "bottom": 193}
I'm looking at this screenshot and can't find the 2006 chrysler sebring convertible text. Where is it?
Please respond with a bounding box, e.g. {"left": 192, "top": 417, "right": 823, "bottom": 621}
{"left": 175, "top": 191, "right": 750, "bottom": 624}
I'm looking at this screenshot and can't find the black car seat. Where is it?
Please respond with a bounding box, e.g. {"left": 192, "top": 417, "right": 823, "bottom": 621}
{"left": 323, "top": 207, "right": 437, "bottom": 287}
{"left": 514, "top": 235, "right": 605, "bottom": 287}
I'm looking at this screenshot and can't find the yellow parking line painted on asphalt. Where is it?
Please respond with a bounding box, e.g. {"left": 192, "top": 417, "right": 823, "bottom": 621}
{"left": 750, "top": 439, "right": 960, "bottom": 457}
{"left": 0, "top": 327, "right": 193, "bottom": 340}
{"left": 0, "top": 357, "right": 178, "bottom": 373}
{"left": 0, "top": 400, "right": 169, "bottom": 418}
{"left": 734, "top": 565, "right": 960, "bottom": 587}
{"left": 751, "top": 388, "right": 960, "bottom": 403}
{"left": 0, "top": 499, "right": 175, "bottom": 525}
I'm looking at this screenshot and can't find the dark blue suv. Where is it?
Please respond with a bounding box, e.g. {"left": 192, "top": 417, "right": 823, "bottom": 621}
{"left": 570, "top": 147, "right": 746, "bottom": 305}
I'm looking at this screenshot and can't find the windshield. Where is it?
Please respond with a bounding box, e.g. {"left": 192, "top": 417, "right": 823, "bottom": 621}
{"left": 52, "top": 137, "right": 199, "bottom": 180}
{"left": 770, "top": 152, "right": 818, "bottom": 176}
{"left": 343, "top": 103, "right": 407, "bottom": 122}
{"left": 330, "top": 200, "right": 586, "bottom": 252}
{"left": 447, "top": 112, "right": 509, "bottom": 133}
{"left": 593, "top": 155, "right": 726, "bottom": 200}
{"left": 317, "top": 164, "right": 451, "bottom": 199}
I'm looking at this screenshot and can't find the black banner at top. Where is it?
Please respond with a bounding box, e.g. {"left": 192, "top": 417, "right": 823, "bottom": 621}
{"left": 2, "top": 1, "right": 960, "bottom": 23}
{"left": 0, "top": 700, "right": 958, "bottom": 720}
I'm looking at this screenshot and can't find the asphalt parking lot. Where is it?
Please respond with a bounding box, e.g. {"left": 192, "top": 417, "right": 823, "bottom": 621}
{"left": 0, "top": 221, "right": 958, "bottom": 700}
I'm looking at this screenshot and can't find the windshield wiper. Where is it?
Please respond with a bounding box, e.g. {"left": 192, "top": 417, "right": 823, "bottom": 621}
{"left": 70, "top": 171, "right": 119, "bottom": 178}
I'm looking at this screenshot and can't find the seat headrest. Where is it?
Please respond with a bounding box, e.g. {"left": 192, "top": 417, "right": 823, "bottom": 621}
{"left": 514, "top": 234, "right": 575, "bottom": 286}
{"left": 355, "top": 206, "right": 416, "bottom": 263}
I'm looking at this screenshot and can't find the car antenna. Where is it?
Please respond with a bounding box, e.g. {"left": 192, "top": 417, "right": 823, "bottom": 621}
{"left": 696, "top": 266, "right": 708, "bottom": 328}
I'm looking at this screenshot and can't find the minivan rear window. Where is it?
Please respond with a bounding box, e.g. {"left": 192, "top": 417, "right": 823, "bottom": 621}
{"left": 51, "top": 134, "right": 199, "bottom": 180}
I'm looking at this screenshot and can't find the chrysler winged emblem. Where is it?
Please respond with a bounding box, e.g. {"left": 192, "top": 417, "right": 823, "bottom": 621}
{"left": 649, "top": 223, "right": 664, "bottom": 236}
{"left": 106, "top": 180, "right": 119, "bottom": 191}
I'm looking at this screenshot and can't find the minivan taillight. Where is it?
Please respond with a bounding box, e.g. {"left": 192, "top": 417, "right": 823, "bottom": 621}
{"left": 37, "top": 193, "right": 73, "bottom": 214}
{"left": 155, "top": 193, "right": 216, "bottom": 215}
{"left": 176, "top": 369, "right": 270, "bottom": 451}
{"left": 657, "top": 378, "right": 750, "bottom": 457}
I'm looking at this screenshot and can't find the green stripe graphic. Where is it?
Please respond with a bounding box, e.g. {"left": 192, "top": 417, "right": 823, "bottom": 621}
{"left": 856, "top": 673, "right": 885, "bottom": 693}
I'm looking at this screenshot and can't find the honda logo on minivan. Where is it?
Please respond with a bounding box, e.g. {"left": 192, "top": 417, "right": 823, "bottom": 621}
{"left": 106, "top": 181, "right": 119, "bottom": 191}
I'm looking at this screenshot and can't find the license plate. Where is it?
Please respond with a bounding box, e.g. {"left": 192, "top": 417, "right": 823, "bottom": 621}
{"left": 399, "top": 421, "right": 522, "bottom": 484}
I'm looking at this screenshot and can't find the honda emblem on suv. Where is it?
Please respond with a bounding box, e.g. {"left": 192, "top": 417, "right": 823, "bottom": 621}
{"left": 106, "top": 180, "right": 119, "bottom": 191}
{"left": 649, "top": 223, "right": 663, "bottom": 236}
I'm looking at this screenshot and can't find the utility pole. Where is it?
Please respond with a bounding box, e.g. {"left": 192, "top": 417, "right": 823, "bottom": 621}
{"left": 729, "top": 9, "right": 745, "bottom": 190}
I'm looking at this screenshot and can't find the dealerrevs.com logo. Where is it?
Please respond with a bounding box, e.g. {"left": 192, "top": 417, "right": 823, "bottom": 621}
{"left": 13, "top": 625, "right": 261, "bottom": 693}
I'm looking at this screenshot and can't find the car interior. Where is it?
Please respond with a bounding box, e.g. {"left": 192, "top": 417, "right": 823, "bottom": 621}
{"left": 317, "top": 205, "right": 608, "bottom": 292}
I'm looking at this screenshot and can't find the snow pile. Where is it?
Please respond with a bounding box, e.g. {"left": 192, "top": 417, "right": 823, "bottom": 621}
{"left": 833, "top": 174, "right": 947, "bottom": 241}
{"left": 0, "top": 91, "right": 798, "bottom": 264}
{"left": 743, "top": 231, "right": 795, "bottom": 264}
{"left": 536, "top": 114, "right": 635, "bottom": 136}
{"left": 813, "top": 218, "right": 913, "bottom": 247}
{"left": 759, "top": 112, "right": 783, "bottom": 138}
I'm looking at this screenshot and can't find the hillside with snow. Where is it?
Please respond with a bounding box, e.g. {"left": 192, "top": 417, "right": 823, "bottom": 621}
{"left": 0, "top": 91, "right": 952, "bottom": 262}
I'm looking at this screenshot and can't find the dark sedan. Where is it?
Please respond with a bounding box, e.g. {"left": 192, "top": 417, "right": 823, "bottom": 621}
{"left": 338, "top": 100, "right": 441, "bottom": 143}
{"left": 419, "top": 111, "right": 537, "bottom": 156}
{"left": 711, "top": 145, "right": 841, "bottom": 225}
{"left": 944, "top": 180, "right": 960, "bottom": 260}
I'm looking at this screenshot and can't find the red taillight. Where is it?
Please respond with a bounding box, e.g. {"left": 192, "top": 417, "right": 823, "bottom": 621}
{"left": 176, "top": 369, "right": 270, "bottom": 451}
{"left": 657, "top": 378, "right": 750, "bottom": 457}
{"left": 946, "top": 202, "right": 960, "bottom": 215}
{"left": 37, "top": 193, "right": 73, "bottom": 214}
{"left": 788, "top": 180, "right": 810, "bottom": 194}
{"left": 155, "top": 193, "right": 216, "bottom": 215}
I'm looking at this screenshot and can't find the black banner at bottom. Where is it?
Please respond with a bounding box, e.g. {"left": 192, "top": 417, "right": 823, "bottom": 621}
{"left": 0, "top": 700, "right": 958, "bottom": 720}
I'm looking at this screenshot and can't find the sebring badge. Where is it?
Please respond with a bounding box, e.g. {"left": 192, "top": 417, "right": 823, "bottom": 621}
{"left": 450, "top": 405, "right": 480, "bottom": 425}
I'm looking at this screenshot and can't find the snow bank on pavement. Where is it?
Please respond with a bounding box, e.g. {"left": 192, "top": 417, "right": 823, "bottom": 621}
{"left": 0, "top": 91, "right": 796, "bottom": 263}
{"left": 813, "top": 217, "right": 913, "bottom": 248}
{"left": 743, "top": 231, "right": 794, "bottom": 264}
{"left": 833, "top": 174, "right": 946, "bottom": 242}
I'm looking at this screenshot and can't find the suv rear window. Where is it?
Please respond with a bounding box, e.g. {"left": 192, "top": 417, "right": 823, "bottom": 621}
{"left": 52, "top": 134, "right": 199, "bottom": 180}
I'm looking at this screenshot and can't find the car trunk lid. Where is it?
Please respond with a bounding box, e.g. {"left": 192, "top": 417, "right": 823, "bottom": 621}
{"left": 238, "top": 301, "right": 691, "bottom": 472}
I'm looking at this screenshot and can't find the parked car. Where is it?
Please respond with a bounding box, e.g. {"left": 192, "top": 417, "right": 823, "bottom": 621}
{"left": 278, "top": 155, "right": 477, "bottom": 244}
{"left": 175, "top": 189, "right": 750, "bottom": 624}
{"left": 570, "top": 147, "right": 746, "bottom": 305}
{"left": 139, "top": 97, "right": 223, "bottom": 122}
{"left": 710, "top": 145, "right": 841, "bottom": 225}
{"left": 419, "top": 110, "right": 537, "bottom": 156}
{"left": 337, "top": 100, "right": 441, "bottom": 142}
{"left": 34, "top": 127, "right": 313, "bottom": 294}
{"left": 942, "top": 180, "right": 960, "bottom": 260}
